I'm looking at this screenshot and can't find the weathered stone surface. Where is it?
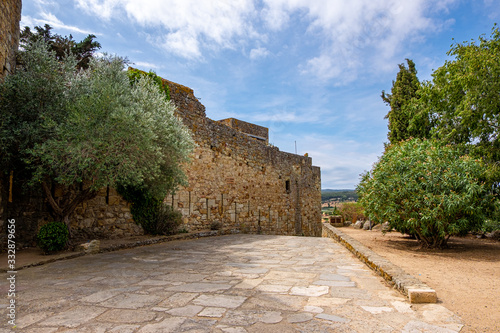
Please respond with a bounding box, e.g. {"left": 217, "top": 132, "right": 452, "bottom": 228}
{"left": 315, "top": 313, "right": 350, "bottom": 323}
{"left": 360, "top": 306, "right": 393, "bottom": 314}
{"left": 38, "top": 306, "right": 106, "bottom": 327}
{"left": 76, "top": 240, "right": 100, "bottom": 254}
{"left": 391, "top": 301, "right": 414, "bottom": 314}
{"left": 408, "top": 288, "right": 437, "bottom": 304}
{"left": 256, "top": 284, "right": 291, "bottom": 293}
{"left": 486, "top": 230, "right": 500, "bottom": 240}
{"left": 313, "top": 280, "right": 356, "bottom": 287}
{"left": 166, "top": 305, "right": 203, "bottom": 317}
{"left": 0, "top": 0, "right": 21, "bottom": 79}
{"left": 193, "top": 295, "right": 247, "bottom": 309}
{"left": 100, "top": 293, "right": 162, "bottom": 309}
{"left": 354, "top": 221, "right": 364, "bottom": 229}
{"left": 322, "top": 223, "right": 438, "bottom": 304}
{"left": 290, "top": 286, "right": 329, "bottom": 297}
{"left": 5, "top": 234, "right": 463, "bottom": 332}
{"left": 198, "top": 307, "right": 227, "bottom": 318}
{"left": 97, "top": 309, "right": 155, "bottom": 323}
{"left": 166, "top": 283, "right": 233, "bottom": 293}
{"left": 381, "top": 222, "right": 391, "bottom": 232}
{"left": 287, "top": 312, "right": 314, "bottom": 323}
{"left": 260, "top": 311, "right": 283, "bottom": 324}
{"left": 363, "top": 220, "right": 372, "bottom": 230}
{"left": 137, "top": 317, "right": 186, "bottom": 333}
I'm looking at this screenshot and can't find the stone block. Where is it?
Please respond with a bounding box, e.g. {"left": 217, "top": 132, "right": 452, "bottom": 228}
{"left": 76, "top": 240, "right": 100, "bottom": 254}
{"left": 408, "top": 288, "right": 437, "bottom": 304}
{"left": 363, "top": 220, "right": 372, "bottom": 230}
{"left": 353, "top": 221, "right": 364, "bottom": 229}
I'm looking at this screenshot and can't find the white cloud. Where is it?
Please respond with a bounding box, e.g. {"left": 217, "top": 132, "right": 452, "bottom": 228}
{"left": 281, "top": 133, "right": 383, "bottom": 189}
{"left": 21, "top": 12, "right": 97, "bottom": 35}
{"left": 263, "top": 0, "right": 457, "bottom": 81}
{"left": 249, "top": 47, "right": 270, "bottom": 60}
{"left": 75, "top": 0, "right": 122, "bottom": 21}
{"left": 74, "top": 0, "right": 457, "bottom": 82}
{"left": 76, "top": 0, "right": 256, "bottom": 58}
{"left": 133, "top": 61, "right": 162, "bottom": 70}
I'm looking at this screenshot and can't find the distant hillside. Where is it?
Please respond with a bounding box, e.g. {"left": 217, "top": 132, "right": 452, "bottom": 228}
{"left": 321, "top": 189, "right": 357, "bottom": 202}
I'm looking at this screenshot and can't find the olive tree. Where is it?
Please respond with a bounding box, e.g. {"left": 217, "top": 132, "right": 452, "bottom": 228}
{"left": 0, "top": 39, "right": 193, "bottom": 232}
{"left": 357, "top": 138, "right": 496, "bottom": 248}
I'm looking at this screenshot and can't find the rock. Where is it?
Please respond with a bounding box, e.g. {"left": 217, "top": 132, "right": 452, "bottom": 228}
{"left": 76, "top": 240, "right": 100, "bottom": 254}
{"left": 353, "top": 221, "right": 364, "bottom": 229}
{"left": 486, "top": 230, "right": 500, "bottom": 240}
{"left": 381, "top": 222, "right": 391, "bottom": 232}
{"left": 363, "top": 221, "right": 372, "bottom": 230}
{"left": 372, "top": 223, "right": 382, "bottom": 231}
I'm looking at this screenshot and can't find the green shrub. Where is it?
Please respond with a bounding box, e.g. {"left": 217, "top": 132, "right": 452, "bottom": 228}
{"left": 358, "top": 139, "right": 496, "bottom": 248}
{"left": 482, "top": 220, "right": 500, "bottom": 233}
{"left": 37, "top": 221, "right": 69, "bottom": 253}
{"left": 154, "top": 204, "right": 182, "bottom": 235}
{"left": 210, "top": 221, "right": 222, "bottom": 230}
{"left": 338, "top": 202, "right": 365, "bottom": 223}
{"left": 117, "top": 184, "right": 182, "bottom": 235}
{"left": 117, "top": 183, "right": 161, "bottom": 233}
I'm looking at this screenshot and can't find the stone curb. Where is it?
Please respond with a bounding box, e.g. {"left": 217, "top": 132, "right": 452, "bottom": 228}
{"left": 322, "top": 223, "right": 437, "bottom": 303}
{"left": 1, "top": 228, "right": 240, "bottom": 273}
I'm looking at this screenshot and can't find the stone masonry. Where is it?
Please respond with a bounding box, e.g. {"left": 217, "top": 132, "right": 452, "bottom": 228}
{"left": 160, "top": 77, "right": 322, "bottom": 236}
{"left": 1, "top": 71, "right": 322, "bottom": 245}
{"left": 0, "top": 0, "right": 321, "bottom": 244}
{"left": 0, "top": 0, "right": 22, "bottom": 79}
{"left": 66, "top": 74, "right": 321, "bottom": 239}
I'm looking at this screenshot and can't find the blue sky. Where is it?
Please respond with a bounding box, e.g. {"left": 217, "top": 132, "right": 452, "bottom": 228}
{"left": 21, "top": 0, "right": 499, "bottom": 189}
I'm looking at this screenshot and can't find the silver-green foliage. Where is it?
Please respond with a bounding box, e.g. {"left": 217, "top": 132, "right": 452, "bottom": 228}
{"left": 1, "top": 39, "right": 194, "bottom": 226}
{"left": 357, "top": 139, "right": 495, "bottom": 248}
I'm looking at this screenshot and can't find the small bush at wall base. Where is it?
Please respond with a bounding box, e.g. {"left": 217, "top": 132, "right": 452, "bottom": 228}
{"left": 37, "top": 221, "right": 69, "bottom": 253}
{"left": 210, "top": 221, "right": 222, "bottom": 230}
{"left": 117, "top": 184, "right": 183, "bottom": 235}
{"left": 154, "top": 204, "right": 182, "bottom": 235}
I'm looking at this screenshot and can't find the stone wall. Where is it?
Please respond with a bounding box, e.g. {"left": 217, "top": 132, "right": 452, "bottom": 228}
{"left": 0, "top": 61, "right": 322, "bottom": 248}
{"left": 162, "top": 78, "right": 322, "bottom": 236}
{"left": 217, "top": 118, "right": 269, "bottom": 142}
{"left": 0, "top": 0, "right": 22, "bottom": 79}
{"left": 67, "top": 76, "right": 322, "bottom": 238}
{"left": 0, "top": 0, "right": 22, "bottom": 249}
{"left": 69, "top": 187, "right": 143, "bottom": 240}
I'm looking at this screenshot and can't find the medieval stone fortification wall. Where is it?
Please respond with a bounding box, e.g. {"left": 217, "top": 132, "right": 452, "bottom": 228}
{"left": 1, "top": 73, "right": 322, "bottom": 245}
{"left": 0, "top": 0, "right": 22, "bottom": 247}
{"left": 66, "top": 77, "right": 321, "bottom": 238}
{"left": 163, "top": 78, "right": 322, "bottom": 236}
{"left": 0, "top": 2, "right": 322, "bottom": 244}
{"left": 0, "top": 0, "right": 22, "bottom": 79}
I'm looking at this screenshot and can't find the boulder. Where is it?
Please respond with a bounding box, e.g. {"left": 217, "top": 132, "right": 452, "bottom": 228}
{"left": 76, "top": 239, "right": 100, "bottom": 254}
{"left": 354, "top": 221, "right": 364, "bottom": 229}
{"left": 381, "top": 222, "right": 391, "bottom": 232}
{"left": 486, "top": 230, "right": 500, "bottom": 240}
{"left": 363, "top": 221, "right": 372, "bottom": 230}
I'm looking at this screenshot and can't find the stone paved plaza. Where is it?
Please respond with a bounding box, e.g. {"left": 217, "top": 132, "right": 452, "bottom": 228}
{"left": 0, "top": 235, "right": 463, "bottom": 332}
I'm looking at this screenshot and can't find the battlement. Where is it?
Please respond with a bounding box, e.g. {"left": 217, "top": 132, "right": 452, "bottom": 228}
{"left": 217, "top": 118, "right": 269, "bottom": 143}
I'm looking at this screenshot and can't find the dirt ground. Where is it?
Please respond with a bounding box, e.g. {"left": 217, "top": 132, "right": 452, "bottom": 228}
{"left": 340, "top": 226, "right": 500, "bottom": 333}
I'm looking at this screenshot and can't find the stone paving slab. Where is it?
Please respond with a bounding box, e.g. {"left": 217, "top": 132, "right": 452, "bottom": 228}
{"left": 0, "top": 234, "right": 462, "bottom": 332}
{"left": 322, "top": 223, "right": 438, "bottom": 303}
